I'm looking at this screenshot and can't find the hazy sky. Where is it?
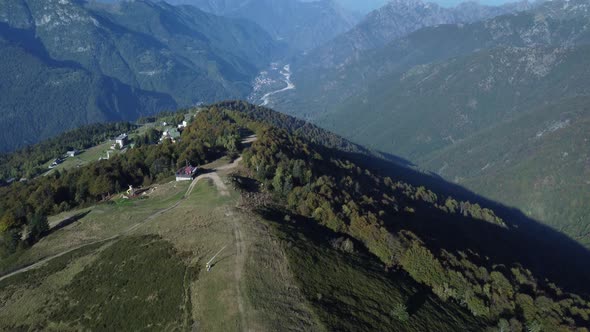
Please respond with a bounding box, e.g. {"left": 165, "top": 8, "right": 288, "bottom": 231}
{"left": 336, "top": 0, "right": 520, "bottom": 13}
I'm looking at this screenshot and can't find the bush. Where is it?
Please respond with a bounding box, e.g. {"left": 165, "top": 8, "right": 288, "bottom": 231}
{"left": 391, "top": 303, "right": 410, "bottom": 322}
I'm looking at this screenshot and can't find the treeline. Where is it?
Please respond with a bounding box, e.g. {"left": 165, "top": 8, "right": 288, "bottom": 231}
{"left": 0, "top": 122, "right": 137, "bottom": 181}
{"left": 241, "top": 125, "right": 590, "bottom": 331}
{"left": 218, "top": 101, "right": 370, "bottom": 154}
{"left": 0, "top": 108, "right": 240, "bottom": 255}
{"left": 1, "top": 104, "right": 589, "bottom": 330}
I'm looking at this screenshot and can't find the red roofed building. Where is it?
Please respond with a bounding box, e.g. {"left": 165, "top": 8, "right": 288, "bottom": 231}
{"left": 175, "top": 165, "right": 199, "bottom": 181}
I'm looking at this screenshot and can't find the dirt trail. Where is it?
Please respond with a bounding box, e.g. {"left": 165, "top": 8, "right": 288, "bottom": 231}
{"left": 0, "top": 194, "right": 187, "bottom": 283}
{"left": 0, "top": 137, "right": 257, "bottom": 284}
{"left": 224, "top": 208, "right": 249, "bottom": 332}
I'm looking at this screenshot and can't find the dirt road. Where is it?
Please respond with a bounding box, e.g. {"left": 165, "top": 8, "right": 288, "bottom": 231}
{"left": 0, "top": 139, "right": 256, "bottom": 283}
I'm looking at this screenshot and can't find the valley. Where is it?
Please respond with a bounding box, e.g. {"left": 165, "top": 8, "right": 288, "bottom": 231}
{"left": 249, "top": 62, "right": 295, "bottom": 107}
{"left": 2, "top": 0, "right": 590, "bottom": 330}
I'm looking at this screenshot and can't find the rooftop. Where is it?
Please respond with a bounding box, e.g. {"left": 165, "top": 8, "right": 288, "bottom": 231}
{"left": 176, "top": 165, "right": 198, "bottom": 176}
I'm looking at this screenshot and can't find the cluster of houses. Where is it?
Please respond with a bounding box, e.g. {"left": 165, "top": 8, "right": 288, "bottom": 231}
{"left": 48, "top": 149, "right": 79, "bottom": 169}
{"left": 4, "top": 113, "right": 199, "bottom": 186}
{"left": 159, "top": 118, "right": 189, "bottom": 144}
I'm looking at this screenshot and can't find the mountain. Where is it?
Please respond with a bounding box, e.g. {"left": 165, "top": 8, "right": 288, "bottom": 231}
{"left": 421, "top": 95, "right": 590, "bottom": 248}
{"left": 273, "top": 0, "right": 590, "bottom": 119}
{"left": 269, "top": 0, "right": 590, "bottom": 248}
{"left": 333, "top": 0, "right": 390, "bottom": 14}
{"left": 0, "top": 0, "right": 280, "bottom": 152}
{"left": 165, "top": 0, "right": 360, "bottom": 51}
{"left": 293, "top": 0, "right": 533, "bottom": 74}
{"left": 268, "top": 0, "right": 534, "bottom": 117}
{"left": 1, "top": 103, "right": 590, "bottom": 330}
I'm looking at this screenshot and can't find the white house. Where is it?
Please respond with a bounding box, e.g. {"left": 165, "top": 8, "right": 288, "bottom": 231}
{"left": 115, "top": 134, "right": 128, "bottom": 148}
{"left": 66, "top": 150, "right": 79, "bottom": 157}
{"left": 177, "top": 120, "right": 188, "bottom": 129}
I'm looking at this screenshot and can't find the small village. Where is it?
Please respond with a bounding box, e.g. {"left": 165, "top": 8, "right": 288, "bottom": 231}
{"left": 1, "top": 110, "right": 200, "bottom": 187}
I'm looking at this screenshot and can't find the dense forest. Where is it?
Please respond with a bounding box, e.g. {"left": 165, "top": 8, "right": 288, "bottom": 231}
{"left": 238, "top": 123, "right": 590, "bottom": 330}
{"left": 1, "top": 103, "right": 589, "bottom": 330}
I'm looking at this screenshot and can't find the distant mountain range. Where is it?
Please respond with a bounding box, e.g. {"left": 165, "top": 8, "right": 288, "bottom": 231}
{"left": 0, "top": 0, "right": 281, "bottom": 152}
{"left": 165, "top": 0, "right": 360, "bottom": 51}
{"left": 294, "top": 0, "right": 533, "bottom": 71}
{"left": 268, "top": 0, "right": 590, "bottom": 248}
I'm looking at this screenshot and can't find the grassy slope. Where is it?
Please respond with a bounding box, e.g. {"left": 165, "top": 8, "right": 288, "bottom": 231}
{"left": 269, "top": 216, "right": 486, "bottom": 331}
{"left": 0, "top": 169, "right": 320, "bottom": 330}
{"left": 0, "top": 158, "right": 486, "bottom": 331}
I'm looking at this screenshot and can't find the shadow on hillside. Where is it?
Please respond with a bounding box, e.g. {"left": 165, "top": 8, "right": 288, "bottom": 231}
{"left": 336, "top": 147, "right": 590, "bottom": 295}
{"left": 256, "top": 206, "right": 484, "bottom": 328}
{"left": 0, "top": 23, "right": 85, "bottom": 70}
{"left": 49, "top": 211, "right": 92, "bottom": 236}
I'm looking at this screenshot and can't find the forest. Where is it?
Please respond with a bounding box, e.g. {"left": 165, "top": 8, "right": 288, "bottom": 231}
{"left": 0, "top": 103, "right": 589, "bottom": 330}
{"left": 0, "top": 108, "right": 240, "bottom": 255}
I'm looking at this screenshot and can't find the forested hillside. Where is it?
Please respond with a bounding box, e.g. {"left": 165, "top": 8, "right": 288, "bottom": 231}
{"left": 0, "top": 0, "right": 280, "bottom": 152}
{"left": 279, "top": 0, "right": 590, "bottom": 119}
{"left": 263, "top": 0, "right": 590, "bottom": 251}
{"left": 166, "top": 0, "right": 359, "bottom": 51}
{"left": 1, "top": 103, "right": 589, "bottom": 330}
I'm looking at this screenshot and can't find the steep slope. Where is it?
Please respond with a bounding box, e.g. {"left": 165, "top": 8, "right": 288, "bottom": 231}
{"left": 0, "top": 0, "right": 280, "bottom": 151}
{"left": 166, "top": 0, "right": 359, "bottom": 51}
{"left": 295, "top": 0, "right": 532, "bottom": 71}
{"left": 276, "top": 0, "right": 589, "bottom": 118}
{"left": 281, "top": 0, "right": 590, "bottom": 250}
{"left": 0, "top": 24, "right": 176, "bottom": 153}
{"left": 1, "top": 103, "right": 589, "bottom": 330}
{"left": 422, "top": 96, "right": 590, "bottom": 248}
{"left": 320, "top": 44, "right": 590, "bottom": 160}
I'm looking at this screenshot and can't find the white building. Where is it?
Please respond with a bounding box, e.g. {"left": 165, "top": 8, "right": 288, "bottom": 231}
{"left": 177, "top": 120, "right": 188, "bottom": 129}
{"left": 115, "top": 134, "right": 128, "bottom": 148}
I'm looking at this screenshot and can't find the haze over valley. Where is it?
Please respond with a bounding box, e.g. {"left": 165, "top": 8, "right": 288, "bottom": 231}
{"left": 1, "top": 0, "right": 590, "bottom": 330}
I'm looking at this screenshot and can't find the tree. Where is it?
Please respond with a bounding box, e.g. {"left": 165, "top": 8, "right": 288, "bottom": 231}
{"left": 391, "top": 303, "right": 409, "bottom": 322}
{"left": 27, "top": 214, "right": 49, "bottom": 242}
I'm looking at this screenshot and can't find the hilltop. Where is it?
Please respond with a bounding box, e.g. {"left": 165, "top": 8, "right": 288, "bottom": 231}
{"left": 1, "top": 103, "right": 589, "bottom": 330}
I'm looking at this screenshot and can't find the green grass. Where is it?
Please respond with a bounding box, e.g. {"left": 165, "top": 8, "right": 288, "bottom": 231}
{"left": 269, "top": 216, "right": 485, "bottom": 331}
{"left": 0, "top": 181, "right": 189, "bottom": 275}
{"left": 43, "top": 140, "right": 120, "bottom": 176}
{"left": 0, "top": 242, "right": 106, "bottom": 330}
{"left": 52, "top": 235, "right": 191, "bottom": 331}
{"left": 0, "top": 236, "right": 192, "bottom": 331}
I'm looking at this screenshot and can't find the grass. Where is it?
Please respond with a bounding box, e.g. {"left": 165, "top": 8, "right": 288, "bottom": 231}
{"left": 43, "top": 140, "right": 120, "bottom": 176}
{"left": 242, "top": 213, "right": 325, "bottom": 332}
{"left": 0, "top": 180, "right": 225, "bottom": 331}
{"left": 267, "top": 214, "right": 485, "bottom": 331}
{"left": 52, "top": 235, "right": 190, "bottom": 331}
{"left": 1, "top": 166, "right": 464, "bottom": 331}
{"left": 138, "top": 179, "right": 244, "bottom": 332}
{"left": 0, "top": 242, "right": 106, "bottom": 330}
{"left": 0, "top": 236, "right": 192, "bottom": 331}
{"left": 0, "top": 181, "right": 189, "bottom": 275}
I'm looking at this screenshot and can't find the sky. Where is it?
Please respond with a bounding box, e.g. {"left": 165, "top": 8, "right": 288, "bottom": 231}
{"left": 334, "top": 0, "right": 519, "bottom": 13}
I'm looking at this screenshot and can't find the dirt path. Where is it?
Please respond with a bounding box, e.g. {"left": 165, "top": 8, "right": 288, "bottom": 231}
{"left": 0, "top": 194, "right": 188, "bottom": 283}
{"left": 224, "top": 208, "right": 249, "bottom": 331}
{"left": 0, "top": 138, "right": 258, "bottom": 283}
